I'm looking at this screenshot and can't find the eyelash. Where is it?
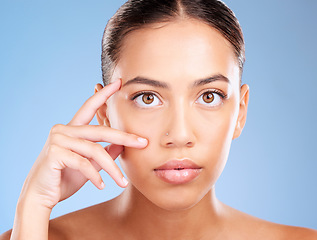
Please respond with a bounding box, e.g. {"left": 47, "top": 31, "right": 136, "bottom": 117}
{"left": 130, "top": 90, "right": 228, "bottom": 106}
{"left": 201, "top": 89, "right": 228, "bottom": 100}
{"left": 130, "top": 91, "right": 160, "bottom": 101}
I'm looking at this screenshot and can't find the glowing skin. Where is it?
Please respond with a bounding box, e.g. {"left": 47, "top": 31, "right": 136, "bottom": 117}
{"left": 5, "top": 18, "right": 316, "bottom": 240}
{"left": 101, "top": 19, "right": 249, "bottom": 211}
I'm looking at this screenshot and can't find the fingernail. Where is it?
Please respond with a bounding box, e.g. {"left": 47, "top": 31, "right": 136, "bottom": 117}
{"left": 100, "top": 182, "right": 105, "bottom": 189}
{"left": 122, "top": 177, "right": 129, "bottom": 187}
{"left": 137, "top": 137, "right": 148, "bottom": 145}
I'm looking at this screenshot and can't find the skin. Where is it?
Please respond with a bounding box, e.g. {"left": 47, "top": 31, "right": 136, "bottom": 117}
{"left": 1, "top": 19, "right": 316, "bottom": 240}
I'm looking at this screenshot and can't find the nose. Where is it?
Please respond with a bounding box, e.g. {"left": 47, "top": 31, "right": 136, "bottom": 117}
{"left": 161, "top": 101, "right": 196, "bottom": 148}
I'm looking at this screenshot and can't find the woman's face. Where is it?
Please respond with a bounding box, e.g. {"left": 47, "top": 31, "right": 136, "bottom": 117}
{"left": 105, "top": 19, "right": 248, "bottom": 210}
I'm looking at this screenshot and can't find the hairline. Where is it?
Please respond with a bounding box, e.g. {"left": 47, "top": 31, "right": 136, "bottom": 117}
{"left": 107, "top": 17, "right": 243, "bottom": 86}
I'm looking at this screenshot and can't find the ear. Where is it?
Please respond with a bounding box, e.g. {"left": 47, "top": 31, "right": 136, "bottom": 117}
{"left": 233, "top": 84, "right": 249, "bottom": 139}
{"left": 94, "top": 83, "right": 111, "bottom": 127}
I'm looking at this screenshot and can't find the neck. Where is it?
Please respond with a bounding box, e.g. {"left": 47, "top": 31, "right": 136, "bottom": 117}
{"left": 115, "top": 185, "right": 224, "bottom": 240}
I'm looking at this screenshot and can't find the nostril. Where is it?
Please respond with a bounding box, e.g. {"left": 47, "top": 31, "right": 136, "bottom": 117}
{"left": 186, "top": 142, "right": 194, "bottom": 147}
{"left": 166, "top": 142, "right": 173, "bottom": 146}
{"left": 165, "top": 141, "right": 194, "bottom": 148}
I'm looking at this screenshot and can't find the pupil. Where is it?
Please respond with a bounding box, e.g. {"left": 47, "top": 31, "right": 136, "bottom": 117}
{"left": 203, "top": 93, "right": 214, "bottom": 103}
{"left": 143, "top": 94, "right": 154, "bottom": 104}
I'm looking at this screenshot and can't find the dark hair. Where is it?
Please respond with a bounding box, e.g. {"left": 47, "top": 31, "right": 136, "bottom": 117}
{"left": 101, "top": 0, "right": 245, "bottom": 85}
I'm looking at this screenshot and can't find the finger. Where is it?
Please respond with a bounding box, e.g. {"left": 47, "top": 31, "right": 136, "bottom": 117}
{"left": 51, "top": 133, "right": 128, "bottom": 188}
{"left": 68, "top": 79, "right": 121, "bottom": 126}
{"left": 51, "top": 124, "right": 148, "bottom": 148}
{"left": 49, "top": 144, "right": 105, "bottom": 190}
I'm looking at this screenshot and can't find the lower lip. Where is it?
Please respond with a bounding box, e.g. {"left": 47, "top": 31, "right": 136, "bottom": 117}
{"left": 154, "top": 169, "right": 202, "bottom": 184}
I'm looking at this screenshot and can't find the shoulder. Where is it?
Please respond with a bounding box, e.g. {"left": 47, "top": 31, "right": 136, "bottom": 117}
{"left": 0, "top": 200, "right": 118, "bottom": 240}
{"left": 0, "top": 219, "right": 71, "bottom": 240}
{"left": 48, "top": 199, "right": 120, "bottom": 240}
{"left": 0, "top": 224, "right": 71, "bottom": 240}
{"left": 241, "top": 215, "right": 317, "bottom": 240}
{"left": 0, "top": 228, "right": 68, "bottom": 240}
{"left": 278, "top": 225, "right": 317, "bottom": 240}
{"left": 219, "top": 202, "right": 317, "bottom": 240}
{"left": 48, "top": 201, "right": 111, "bottom": 240}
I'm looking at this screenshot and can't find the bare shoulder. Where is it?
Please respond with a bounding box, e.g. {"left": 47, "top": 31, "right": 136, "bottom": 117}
{"left": 48, "top": 199, "right": 118, "bottom": 240}
{"left": 0, "top": 228, "right": 68, "bottom": 240}
{"left": 220, "top": 202, "right": 317, "bottom": 240}
{"left": 279, "top": 225, "right": 317, "bottom": 240}
{"left": 1, "top": 198, "right": 120, "bottom": 240}
{"left": 0, "top": 209, "right": 94, "bottom": 240}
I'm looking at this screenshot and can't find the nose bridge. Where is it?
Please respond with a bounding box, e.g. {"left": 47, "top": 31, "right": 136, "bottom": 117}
{"left": 164, "top": 97, "right": 195, "bottom": 147}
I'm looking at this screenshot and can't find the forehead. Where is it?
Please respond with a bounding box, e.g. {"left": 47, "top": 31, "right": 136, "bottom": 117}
{"left": 115, "top": 19, "right": 239, "bottom": 87}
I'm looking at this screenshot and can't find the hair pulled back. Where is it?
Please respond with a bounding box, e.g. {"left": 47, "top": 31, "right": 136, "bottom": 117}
{"left": 101, "top": 0, "right": 245, "bottom": 85}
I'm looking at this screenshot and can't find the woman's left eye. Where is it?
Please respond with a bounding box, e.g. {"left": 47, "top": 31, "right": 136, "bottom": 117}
{"left": 196, "top": 91, "right": 224, "bottom": 107}
{"left": 132, "top": 92, "right": 162, "bottom": 108}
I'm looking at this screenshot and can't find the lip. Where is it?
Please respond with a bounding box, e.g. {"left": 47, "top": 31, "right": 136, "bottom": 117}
{"left": 154, "top": 159, "right": 202, "bottom": 184}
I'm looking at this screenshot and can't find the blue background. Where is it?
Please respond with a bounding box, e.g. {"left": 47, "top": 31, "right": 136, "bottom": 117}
{"left": 0, "top": 0, "right": 316, "bottom": 232}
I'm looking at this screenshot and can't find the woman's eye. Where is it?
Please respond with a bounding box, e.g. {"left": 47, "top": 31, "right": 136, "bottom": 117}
{"left": 196, "top": 91, "right": 223, "bottom": 107}
{"left": 133, "top": 92, "right": 161, "bottom": 108}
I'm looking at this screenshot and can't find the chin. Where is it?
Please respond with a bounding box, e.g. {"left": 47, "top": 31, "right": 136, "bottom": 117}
{"left": 152, "top": 188, "right": 210, "bottom": 212}
{"left": 154, "top": 197, "right": 203, "bottom": 212}
{"left": 129, "top": 176, "right": 213, "bottom": 212}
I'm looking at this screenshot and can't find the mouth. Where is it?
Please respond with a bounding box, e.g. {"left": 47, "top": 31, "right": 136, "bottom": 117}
{"left": 154, "top": 159, "right": 202, "bottom": 184}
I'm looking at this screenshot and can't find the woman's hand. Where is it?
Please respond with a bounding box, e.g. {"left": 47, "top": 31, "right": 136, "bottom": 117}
{"left": 19, "top": 79, "right": 148, "bottom": 210}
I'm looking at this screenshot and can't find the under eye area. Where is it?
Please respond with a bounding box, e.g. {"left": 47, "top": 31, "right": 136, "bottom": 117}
{"left": 131, "top": 91, "right": 162, "bottom": 108}
{"left": 196, "top": 90, "right": 227, "bottom": 107}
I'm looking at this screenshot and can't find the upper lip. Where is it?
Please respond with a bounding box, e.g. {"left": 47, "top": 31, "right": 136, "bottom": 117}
{"left": 154, "top": 159, "right": 201, "bottom": 170}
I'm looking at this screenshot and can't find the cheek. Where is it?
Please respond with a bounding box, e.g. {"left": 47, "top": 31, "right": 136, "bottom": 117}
{"left": 200, "top": 105, "right": 237, "bottom": 151}
{"left": 197, "top": 102, "right": 239, "bottom": 179}
{"left": 118, "top": 115, "right": 165, "bottom": 189}
{"left": 111, "top": 102, "right": 162, "bottom": 140}
{"left": 109, "top": 99, "right": 163, "bottom": 176}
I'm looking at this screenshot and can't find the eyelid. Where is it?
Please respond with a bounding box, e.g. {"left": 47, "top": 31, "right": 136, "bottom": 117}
{"left": 195, "top": 89, "right": 228, "bottom": 108}
{"left": 130, "top": 90, "right": 162, "bottom": 101}
{"left": 198, "top": 89, "right": 228, "bottom": 99}
{"left": 130, "top": 91, "right": 163, "bottom": 108}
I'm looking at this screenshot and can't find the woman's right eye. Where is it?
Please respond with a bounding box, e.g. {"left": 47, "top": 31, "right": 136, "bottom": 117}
{"left": 132, "top": 92, "right": 162, "bottom": 108}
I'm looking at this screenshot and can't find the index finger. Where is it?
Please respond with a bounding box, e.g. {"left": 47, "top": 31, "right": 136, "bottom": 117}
{"left": 68, "top": 79, "right": 121, "bottom": 126}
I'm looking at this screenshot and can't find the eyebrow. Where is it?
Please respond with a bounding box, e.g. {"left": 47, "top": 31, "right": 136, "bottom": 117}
{"left": 121, "top": 74, "right": 230, "bottom": 89}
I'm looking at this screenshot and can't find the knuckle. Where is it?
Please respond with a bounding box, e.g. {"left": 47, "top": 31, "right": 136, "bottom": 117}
{"left": 78, "top": 158, "right": 90, "bottom": 169}
{"left": 50, "top": 124, "right": 64, "bottom": 134}
{"left": 94, "top": 143, "right": 105, "bottom": 153}
{"left": 87, "top": 143, "right": 106, "bottom": 160}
